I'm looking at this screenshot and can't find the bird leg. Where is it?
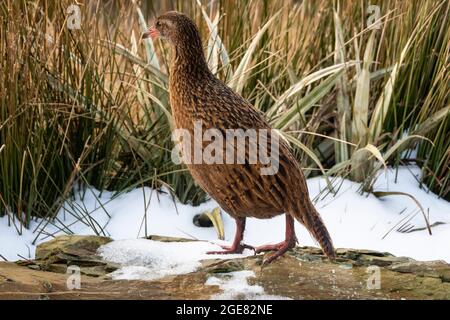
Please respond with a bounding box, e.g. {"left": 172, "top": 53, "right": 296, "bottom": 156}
{"left": 255, "top": 214, "right": 298, "bottom": 264}
{"left": 207, "top": 217, "right": 254, "bottom": 254}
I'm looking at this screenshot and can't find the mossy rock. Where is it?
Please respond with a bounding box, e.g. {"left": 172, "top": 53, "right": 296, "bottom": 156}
{"left": 29, "top": 235, "right": 117, "bottom": 277}
{"left": 35, "top": 235, "right": 113, "bottom": 261}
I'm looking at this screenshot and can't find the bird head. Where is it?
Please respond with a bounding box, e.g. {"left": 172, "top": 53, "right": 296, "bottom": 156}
{"left": 142, "top": 11, "right": 207, "bottom": 66}
{"left": 142, "top": 11, "right": 197, "bottom": 45}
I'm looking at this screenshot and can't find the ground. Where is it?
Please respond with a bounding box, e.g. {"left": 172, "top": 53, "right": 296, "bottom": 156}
{"left": 0, "top": 235, "right": 449, "bottom": 300}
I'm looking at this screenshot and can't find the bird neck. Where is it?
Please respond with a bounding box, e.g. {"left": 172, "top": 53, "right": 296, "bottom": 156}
{"left": 170, "top": 34, "right": 211, "bottom": 80}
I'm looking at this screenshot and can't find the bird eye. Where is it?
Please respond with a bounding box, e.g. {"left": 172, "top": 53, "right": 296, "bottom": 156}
{"left": 156, "top": 21, "right": 161, "bottom": 28}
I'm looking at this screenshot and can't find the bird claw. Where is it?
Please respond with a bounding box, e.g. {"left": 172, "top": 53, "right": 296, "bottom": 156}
{"left": 255, "top": 239, "right": 297, "bottom": 265}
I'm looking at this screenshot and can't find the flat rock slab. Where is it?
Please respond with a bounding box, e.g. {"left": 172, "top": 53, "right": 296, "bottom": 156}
{"left": 0, "top": 235, "right": 449, "bottom": 300}
{"left": 0, "top": 262, "right": 218, "bottom": 300}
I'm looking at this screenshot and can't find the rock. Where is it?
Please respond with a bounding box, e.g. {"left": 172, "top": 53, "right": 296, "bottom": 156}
{"left": 1, "top": 235, "right": 449, "bottom": 299}
{"left": 203, "top": 259, "right": 246, "bottom": 274}
{"left": 26, "top": 235, "right": 118, "bottom": 277}
{"left": 388, "top": 261, "right": 450, "bottom": 283}
{"left": 145, "top": 235, "right": 196, "bottom": 242}
{"left": 35, "top": 235, "right": 112, "bottom": 260}
{"left": 0, "top": 262, "right": 219, "bottom": 300}
{"left": 193, "top": 213, "right": 214, "bottom": 228}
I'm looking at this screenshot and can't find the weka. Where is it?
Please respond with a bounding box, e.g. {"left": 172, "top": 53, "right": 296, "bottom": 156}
{"left": 143, "top": 11, "right": 335, "bottom": 264}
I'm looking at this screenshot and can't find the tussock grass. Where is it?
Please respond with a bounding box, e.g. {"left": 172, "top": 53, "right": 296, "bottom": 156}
{"left": 0, "top": 0, "right": 448, "bottom": 234}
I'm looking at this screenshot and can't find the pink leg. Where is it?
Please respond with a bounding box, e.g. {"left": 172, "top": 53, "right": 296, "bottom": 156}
{"left": 255, "top": 214, "right": 298, "bottom": 264}
{"left": 207, "top": 217, "right": 254, "bottom": 254}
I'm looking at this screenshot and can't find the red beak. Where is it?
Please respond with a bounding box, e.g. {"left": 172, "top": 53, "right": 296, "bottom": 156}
{"left": 142, "top": 26, "right": 160, "bottom": 40}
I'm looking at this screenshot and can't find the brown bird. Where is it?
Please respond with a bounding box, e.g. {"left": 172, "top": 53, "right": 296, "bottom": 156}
{"left": 143, "top": 11, "right": 335, "bottom": 264}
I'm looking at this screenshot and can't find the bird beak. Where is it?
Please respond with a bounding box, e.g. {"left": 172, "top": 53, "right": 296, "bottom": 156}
{"left": 142, "top": 25, "right": 160, "bottom": 40}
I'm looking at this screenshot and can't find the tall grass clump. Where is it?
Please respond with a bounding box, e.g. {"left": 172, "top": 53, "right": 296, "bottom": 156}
{"left": 0, "top": 0, "right": 206, "bottom": 232}
{"left": 0, "top": 0, "right": 449, "bottom": 235}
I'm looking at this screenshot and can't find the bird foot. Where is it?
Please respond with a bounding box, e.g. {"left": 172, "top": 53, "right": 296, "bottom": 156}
{"left": 255, "top": 238, "right": 297, "bottom": 265}
{"left": 207, "top": 243, "right": 255, "bottom": 255}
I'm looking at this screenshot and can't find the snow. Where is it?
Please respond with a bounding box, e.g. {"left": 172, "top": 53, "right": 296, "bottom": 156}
{"left": 206, "top": 270, "right": 291, "bottom": 300}
{"left": 1, "top": 165, "right": 449, "bottom": 273}
{"left": 0, "top": 220, "right": 36, "bottom": 261}
{"left": 98, "top": 239, "right": 252, "bottom": 281}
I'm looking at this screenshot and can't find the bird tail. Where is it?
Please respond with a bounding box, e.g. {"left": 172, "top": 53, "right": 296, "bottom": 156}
{"left": 289, "top": 200, "right": 335, "bottom": 260}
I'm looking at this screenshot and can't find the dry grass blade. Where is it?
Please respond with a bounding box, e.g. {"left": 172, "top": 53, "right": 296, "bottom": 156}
{"left": 273, "top": 70, "right": 344, "bottom": 129}
{"left": 353, "top": 30, "right": 376, "bottom": 144}
{"left": 136, "top": 5, "right": 160, "bottom": 70}
{"left": 102, "top": 40, "right": 168, "bottom": 82}
{"left": 374, "top": 191, "right": 432, "bottom": 235}
{"left": 413, "top": 105, "right": 450, "bottom": 136}
{"left": 267, "top": 62, "right": 356, "bottom": 117}
{"left": 204, "top": 207, "right": 225, "bottom": 240}
{"left": 333, "top": 9, "right": 351, "bottom": 163}
{"left": 196, "top": 0, "right": 231, "bottom": 76}
{"left": 206, "top": 12, "right": 221, "bottom": 75}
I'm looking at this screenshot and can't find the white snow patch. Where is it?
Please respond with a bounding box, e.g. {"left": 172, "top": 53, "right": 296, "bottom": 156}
{"left": 0, "top": 219, "right": 36, "bottom": 261}
{"left": 98, "top": 239, "right": 252, "bottom": 281}
{"left": 206, "top": 270, "right": 290, "bottom": 300}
